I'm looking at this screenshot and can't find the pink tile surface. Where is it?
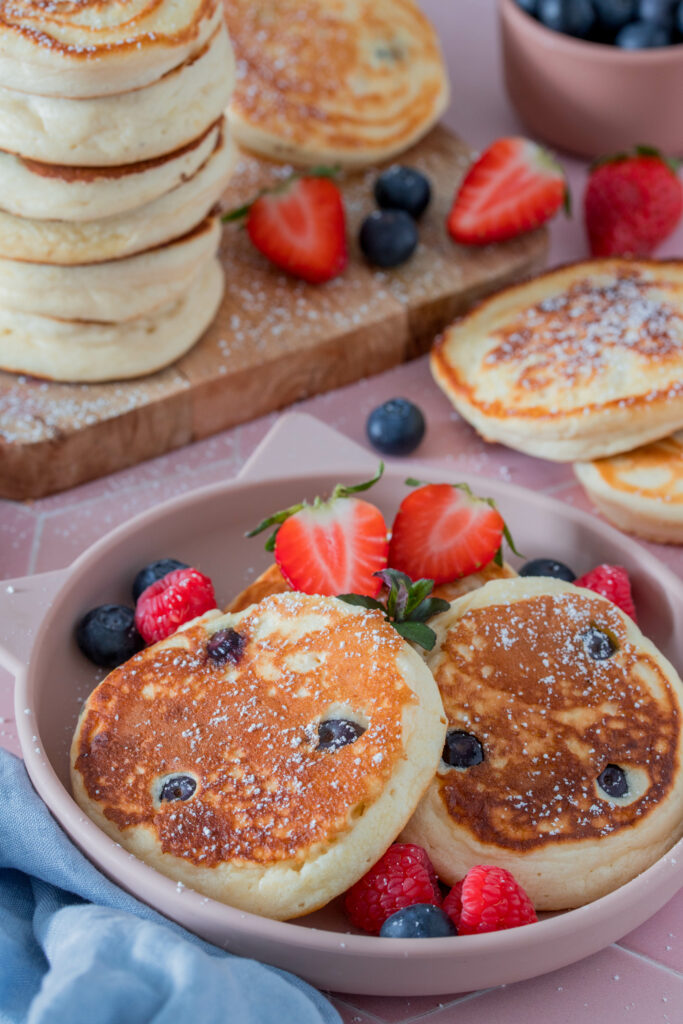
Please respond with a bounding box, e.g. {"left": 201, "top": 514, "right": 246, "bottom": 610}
{"left": 0, "top": 1, "right": 682, "bottom": 1019}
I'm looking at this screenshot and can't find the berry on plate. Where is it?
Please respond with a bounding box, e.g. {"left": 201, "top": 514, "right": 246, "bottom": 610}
{"left": 247, "top": 466, "right": 388, "bottom": 598}
{"left": 584, "top": 146, "right": 683, "bottom": 256}
{"left": 594, "top": 0, "right": 639, "bottom": 30}
{"left": 519, "top": 557, "right": 576, "bottom": 581}
{"left": 224, "top": 171, "right": 347, "bottom": 284}
{"left": 537, "top": 0, "right": 596, "bottom": 36}
{"left": 388, "top": 480, "right": 519, "bottom": 585}
{"left": 359, "top": 209, "right": 418, "bottom": 268}
{"left": 574, "top": 563, "right": 637, "bottom": 621}
{"left": 366, "top": 398, "right": 426, "bottom": 456}
{"left": 134, "top": 567, "right": 217, "bottom": 645}
{"left": 373, "top": 165, "right": 432, "bottom": 220}
{"left": 132, "top": 557, "right": 189, "bottom": 602}
{"left": 344, "top": 843, "right": 442, "bottom": 935}
{"left": 380, "top": 903, "right": 457, "bottom": 939}
{"left": 444, "top": 865, "right": 537, "bottom": 935}
{"left": 76, "top": 604, "right": 144, "bottom": 668}
{"left": 447, "top": 137, "right": 568, "bottom": 245}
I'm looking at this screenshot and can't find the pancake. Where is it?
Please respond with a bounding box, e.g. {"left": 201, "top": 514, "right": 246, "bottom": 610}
{"left": 0, "top": 217, "right": 220, "bottom": 321}
{"left": 0, "top": 126, "right": 235, "bottom": 264}
{"left": 431, "top": 260, "right": 683, "bottom": 462}
{"left": 0, "top": 24, "right": 234, "bottom": 166}
{"left": 224, "top": 0, "right": 449, "bottom": 168}
{"left": 0, "top": 0, "right": 223, "bottom": 98}
{"left": 226, "top": 560, "right": 518, "bottom": 615}
{"left": 575, "top": 431, "right": 683, "bottom": 545}
{"left": 402, "top": 576, "right": 683, "bottom": 910}
{"left": 0, "top": 122, "right": 221, "bottom": 222}
{"left": 0, "top": 256, "right": 223, "bottom": 382}
{"left": 70, "top": 593, "right": 447, "bottom": 920}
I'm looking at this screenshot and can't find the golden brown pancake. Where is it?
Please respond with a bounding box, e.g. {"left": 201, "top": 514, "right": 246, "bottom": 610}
{"left": 71, "top": 594, "right": 446, "bottom": 919}
{"left": 402, "top": 576, "right": 683, "bottom": 910}
{"left": 575, "top": 431, "right": 683, "bottom": 544}
{"left": 224, "top": 0, "right": 449, "bottom": 167}
{"left": 431, "top": 260, "right": 683, "bottom": 462}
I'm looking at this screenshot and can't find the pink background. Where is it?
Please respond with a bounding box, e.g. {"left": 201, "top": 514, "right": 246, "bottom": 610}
{"left": 1, "top": 0, "right": 682, "bottom": 1019}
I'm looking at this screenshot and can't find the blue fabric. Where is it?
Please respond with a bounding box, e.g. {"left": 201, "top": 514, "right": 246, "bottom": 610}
{"left": 0, "top": 749, "right": 340, "bottom": 1024}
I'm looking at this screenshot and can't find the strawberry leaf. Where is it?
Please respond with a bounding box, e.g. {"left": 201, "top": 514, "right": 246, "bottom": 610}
{"left": 332, "top": 463, "right": 384, "bottom": 499}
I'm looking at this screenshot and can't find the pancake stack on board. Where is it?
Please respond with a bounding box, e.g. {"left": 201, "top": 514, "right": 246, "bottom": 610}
{"left": 0, "top": 0, "right": 237, "bottom": 383}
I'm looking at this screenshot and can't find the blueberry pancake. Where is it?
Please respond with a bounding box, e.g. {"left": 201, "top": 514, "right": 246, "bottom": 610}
{"left": 431, "top": 260, "right": 683, "bottom": 462}
{"left": 402, "top": 576, "right": 683, "bottom": 910}
{"left": 226, "top": 560, "right": 517, "bottom": 615}
{"left": 71, "top": 593, "right": 446, "bottom": 919}
{"left": 575, "top": 431, "right": 683, "bottom": 544}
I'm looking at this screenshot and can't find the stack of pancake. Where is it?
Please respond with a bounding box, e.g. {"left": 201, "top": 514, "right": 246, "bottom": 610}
{"left": 0, "top": 0, "right": 236, "bottom": 383}
{"left": 430, "top": 260, "right": 683, "bottom": 543}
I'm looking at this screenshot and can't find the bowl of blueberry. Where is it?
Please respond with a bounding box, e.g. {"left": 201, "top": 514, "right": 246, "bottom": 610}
{"left": 500, "top": 0, "right": 683, "bottom": 157}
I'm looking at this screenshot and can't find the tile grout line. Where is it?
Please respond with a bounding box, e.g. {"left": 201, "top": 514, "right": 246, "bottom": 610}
{"left": 329, "top": 997, "right": 386, "bottom": 1024}
{"left": 614, "top": 943, "right": 683, "bottom": 981}
{"left": 399, "top": 987, "right": 495, "bottom": 1023}
{"left": 26, "top": 512, "right": 45, "bottom": 578}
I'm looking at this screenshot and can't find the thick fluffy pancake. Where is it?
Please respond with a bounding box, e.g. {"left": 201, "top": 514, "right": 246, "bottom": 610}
{"left": 0, "top": 127, "right": 234, "bottom": 265}
{"left": 0, "top": 256, "right": 223, "bottom": 382}
{"left": 226, "top": 560, "right": 517, "bottom": 615}
{"left": 0, "top": 217, "right": 220, "bottom": 321}
{"left": 431, "top": 260, "right": 683, "bottom": 462}
{"left": 0, "top": 122, "right": 221, "bottom": 222}
{"left": 225, "top": 0, "right": 449, "bottom": 168}
{"left": 0, "top": 24, "right": 234, "bottom": 166}
{"left": 575, "top": 432, "right": 683, "bottom": 544}
{"left": 402, "top": 577, "right": 683, "bottom": 910}
{"left": 0, "top": 0, "right": 223, "bottom": 98}
{"left": 70, "top": 594, "right": 446, "bottom": 920}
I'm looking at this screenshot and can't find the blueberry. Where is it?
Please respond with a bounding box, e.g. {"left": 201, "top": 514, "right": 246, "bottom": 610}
{"left": 537, "top": 0, "right": 597, "bottom": 36}
{"left": 443, "top": 730, "right": 484, "bottom": 768}
{"left": 316, "top": 718, "right": 365, "bottom": 751}
{"left": 597, "top": 763, "right": 629, "bottom": 798}
{"left": 76, "top": 604, "right": 144, "bottom": 668}
{"left": 159, "top": 774, "right": 197, "bottom": 802}
{"left": 366, "top": 398, "right": 426, "bottom": 456}
{"left": 519, "top": 558, "right": 576, "bottom": 582}
{"left": 380, "top": 904, "right": 457, "bottom": 938}
{"left": 132, "top": 558, "right": 189, "bottom": 602}
{"left": 359, "top": 210, "right": 418, "bottom": 268}
{"left": 515, "top": 0, "right": 539, "bottom": 13}
{"left": 374, "top": 166, "right": 432, "bottom": 220}
{"left": 677, "top": 0, "right": 683, "bottom": 32}
{"left": 615, "top": 17, "right": 671, "bottom": 42}
{"left": 582, "top": 626, "right": 617, "bottom": 660}
{"left": 207, "top": 628, "right": 246, "bottom": 665}
{"left": 594, "top": 0, "right": 638, "bottom": 27}
{"left": 637, "top": 0, "right": 676, "bottom": 24}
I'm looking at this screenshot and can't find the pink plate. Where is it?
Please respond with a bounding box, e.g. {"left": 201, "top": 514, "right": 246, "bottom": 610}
{"left": 1, "top": 413, "right": 682, "bottom": 996}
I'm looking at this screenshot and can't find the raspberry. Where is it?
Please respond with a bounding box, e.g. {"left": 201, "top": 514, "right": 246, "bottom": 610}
{"left": 135, "top": 567, "right": 217, "bottom": 644}
{"left": 444, "top": 865, "right": 537, "bottom": 936}
{"left": 344, "top": 844, "right": 442, "bottom": 935}
{"left": 574, "top": 564, "right": 637, "bottom": 622}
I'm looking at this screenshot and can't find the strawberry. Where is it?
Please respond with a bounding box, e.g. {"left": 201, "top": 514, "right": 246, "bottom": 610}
{"left": 344, "top": 843, "right": 442, "bottom": 935}
{"left": 135, "top": 567, "right": 217, "bottom": 645}
{"left": 447, "top": 137, "right": 568, "bottom": 245}
{"left": 225, "top": 172, "right": 347, "bottom": 283}
{"left": 247, "top": 466, "right": 388, "bottom": 598}
{"left": 584, "top": 146, "right": 683, "bottom": 258}
{"left": 443, "top": 865, "right": 537, "bottom": 935}
{"left": 388, "top": 481, "right": 517, "bottom": 585}
{"left": 573, "top": 563, "right": 637, "bottom": 622}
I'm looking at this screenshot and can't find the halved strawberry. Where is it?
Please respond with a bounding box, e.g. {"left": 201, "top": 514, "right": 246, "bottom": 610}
{"left": 447, "top": 137, "right": 568, "bottom": 245}
{"left": 225, "top": 173, "right": 347, "bottom": 283}
{"left": 388, "top": 482, "right": 514, "bottom": 584}
{"left": 247, "top": 467, "right": 388, "bottom": 598}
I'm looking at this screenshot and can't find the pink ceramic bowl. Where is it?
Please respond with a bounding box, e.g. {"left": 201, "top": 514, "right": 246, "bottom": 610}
{"left": 1, "top": 414, "right": 682, "bottom": 996}
{"left": 500, "top": 0, "right": 683, "bottom": 158}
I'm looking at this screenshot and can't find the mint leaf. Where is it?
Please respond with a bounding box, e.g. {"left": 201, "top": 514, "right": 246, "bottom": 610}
{"left": 393, "top": 621, "right": 437, "bottom": 651}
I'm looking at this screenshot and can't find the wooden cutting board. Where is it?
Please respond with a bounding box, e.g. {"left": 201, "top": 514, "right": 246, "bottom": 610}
{"left": 0, "top": 126, "right": 547, "bottom": 500}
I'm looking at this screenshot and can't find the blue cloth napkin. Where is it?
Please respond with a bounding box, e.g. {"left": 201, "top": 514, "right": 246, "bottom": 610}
{"left": 0, "top": 749, "right": 340, "bottom": 1024}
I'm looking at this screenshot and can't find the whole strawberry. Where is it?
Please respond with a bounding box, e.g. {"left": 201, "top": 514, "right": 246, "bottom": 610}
{"left": 344, "top": 843, "right": 442, "bottom": 935}
{"left": 584, "top": 147, "right": 683, "bottom": 257}
{"left": 443, "top": 865, "right": 537, "bottom": 935}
